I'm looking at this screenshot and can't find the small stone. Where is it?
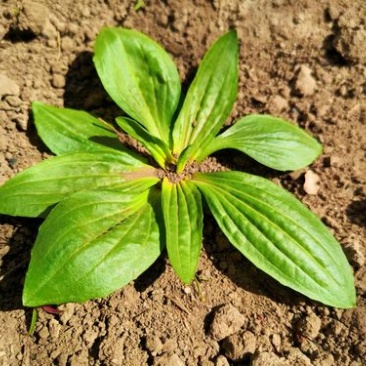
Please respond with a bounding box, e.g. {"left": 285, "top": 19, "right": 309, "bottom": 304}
{"left": 82, "top": 328, "right": 99, "bottom": 348}
{"left": 222, "top": 331, "right": 256, "bottom": 361}
{"left": 5, "top": 96, "right": 22, "bottom": 108}
{"left": 14, "top": 114, "right": 28, "bottom": 131}
{"left": 327, "top": 5, "right": 341, "bottom": 20}
{"left": 334, "top": 27, "right": 366, "bottom": 64}
{"left": 51, "top": 74, "right": 65, "bottom": 89}
{"left": 251, "top": 351, "right": 287, "bottom": 366}
{"left": 294, "top": 65, "right": 317, "bottom": 96}
{"left": 271, "top": 333, "right": 282, "bottom": 352}
{"left": 312, "top": 352, "right": 335, "bottom": 366}
{"left": 61, "top": 37, "right": 74, "bottom": 52}
{"left": 299, "top": 312, "right": 322, "bottom": 340}
{"left": 153, "top": 353, "right": 185, "bottom": 366}
{"left": 48, "top": 318, "right": 61, "bottom": 339}
{"left": 183, "top": 286, "right": 192, "bottom": 294}
{"left": 58, "top": 303, "right": 75, "bottom": 324}
{"left": 344, "top": 238, "right": 365, "bottom": 268}
{"left": 146, "top": 335, "right": 163, "bottom": 356}
{"left": 38, "top": 326, "right": 49, "bottom": 339}
{"left": 172, "top": 9, "right": 188, "bottom": 33}
{"left": 208, "top": 304, "right": 246, "bottom": 341}
{"left": 286, "top": 347, "right": 312, "bottom": 365}
{"left": 267, "top": 95, "right": 289, "bottom": 113}
{"left": 215, "top": 355, "right": 230, "bottom": 366}
{"left": 0, "top": 74, "right": 20, "bottom": 98}
{"left": 18, "top": 1, "right": 49, "bottom": 36}
{"left": 303, "top": 170, "right": 320, "bottom": 195}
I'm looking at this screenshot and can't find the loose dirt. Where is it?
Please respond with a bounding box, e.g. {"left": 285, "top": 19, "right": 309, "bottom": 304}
{"left": 0, "top": 0, "right": 366, "bottom": 365}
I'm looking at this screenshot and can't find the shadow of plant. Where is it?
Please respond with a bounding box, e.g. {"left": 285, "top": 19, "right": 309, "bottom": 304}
{"left": 346, "top": 199, "right": 366, "bottom": 227}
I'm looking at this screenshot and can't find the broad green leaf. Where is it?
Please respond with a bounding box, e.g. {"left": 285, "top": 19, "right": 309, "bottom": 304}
{"left": 116, "top": 117, "right": 173, "bottom": 168}
{"left": 0, "top": 151, "right": 158, "bottom": 217}
{"left": 193, "top": 171, "right": 356, "bottom": 308}
{"left": 172, "top": 31, "right": 238, "bottom": 167}
{"left": 94, "top": 27, "right": 181, "bottom": 143}
{"left": 161, "top": 179, "right": 203, "bottom": 283}
{"left": 32, "top": 102, "right": 134, "bottom": 156}
{"left": 199, "top": 115, "right": 322, "bottom": 170}
{"left": 23, "top": 188, "right": 162, "bottom": 306}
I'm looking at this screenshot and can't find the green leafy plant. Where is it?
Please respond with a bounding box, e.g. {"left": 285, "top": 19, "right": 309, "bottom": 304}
{"left": 0, "top": 28, "right": 356, "bottom": 308}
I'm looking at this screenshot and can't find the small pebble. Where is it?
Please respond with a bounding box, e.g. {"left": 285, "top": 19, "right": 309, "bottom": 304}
{"left": 183, "top": 286, "right": 192, "bottom": 294}
{"left": 303, "top": 170, "right": 320, "bottom": 195}
{"left": 209, "top": 304, "right": 246, "bottom": 341}
{"left": 51, "top": 74, "right": 66, "bottom": 89}
{"left": 295, "top": 65, "right": 317, "bottom": 96}
{"left": 0, "top": 74, "right": 20, "bottom": 97}
{"left": 222, "top": 331, "right": 256, "bottom": 361}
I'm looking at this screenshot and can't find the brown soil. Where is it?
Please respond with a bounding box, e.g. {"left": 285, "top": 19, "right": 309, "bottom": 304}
{"left": 1, "top": 0, "right": 366, "bottom": 365}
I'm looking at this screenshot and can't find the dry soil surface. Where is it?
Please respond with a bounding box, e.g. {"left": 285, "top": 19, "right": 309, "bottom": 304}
{"left": 0, "top": 0, "right": 366, "bottom": 365}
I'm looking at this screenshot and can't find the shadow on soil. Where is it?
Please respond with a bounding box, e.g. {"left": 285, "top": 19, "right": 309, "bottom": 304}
{"left": 63, "top": 51, "right": 122, "bottom": 121}
{"left": 0, "top": 217, "right": 40, "bottom": 312}
{"left": 346, "top": 199, "right": 366, "bottom": 227}
{"left": 201, "top": 220, "right": 308, "bottom": 309}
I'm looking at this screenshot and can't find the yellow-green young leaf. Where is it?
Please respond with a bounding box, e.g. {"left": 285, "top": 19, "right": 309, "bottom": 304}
{"left": 23, "top": 188, "right": 162, "bottom": 307}
{"left": 32, "top": 102, "right": 133, "bottom": 156}
{"left": 116, "top": 117, "right": 173, "bottom": 168}
{"left": 193, "top": 171, "right": 356, "bottom": 308}
{"left": 199, "top": 115, "right": 322, "bottom": 170}
{"left": 0, "top": 151, "right": 158, "bottom": 217}
{"left": 161, "top": 179, "right": 203, "bottom": 284}
{"left": 172, "top": 31, "right": 238, "bottom": 165}
{"left": 94, "top": 27, "right": 181, "bottom": 143}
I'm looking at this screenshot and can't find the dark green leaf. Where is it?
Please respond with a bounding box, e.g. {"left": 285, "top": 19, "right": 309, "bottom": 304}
{"left": 94, "top": 27, "right": 181, "bottom": 143}
{"left": 23, "top": 188, "right": 162, "bottom": 306}
{"left": 172, "top": 31, "right": 238, "bottom": 167}
{"left": 193, "top": 171, "right": 356, "bottom": 308}
{"left": 199, "top": 115, "right": 322, "bottom": 170}
{"left": 32, "top": 102, "right": 132, "bottom": 156}
{"left": 0, "top": 151, "right": 158, "bottom": 217}
{"left": 161, "top": 179, "right": 203, "bottom": 284}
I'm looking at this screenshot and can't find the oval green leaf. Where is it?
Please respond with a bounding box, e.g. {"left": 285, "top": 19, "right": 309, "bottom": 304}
{"left": 200, "top": 115, "right": 322, "bottom": 171}
{"left": 94, "top": 27, "right": 181, "bottom": 143}
{"left": 193, "top": 171, "right": 356, "bottom": 308}
{"left": 32, "top": 101, "right": 133, "bottom": 156}
{"left": 23, "top": 188, "right": 162, "bottom": 307}
{"left": 0, "top": 151, "right": 158, "bottom": 217}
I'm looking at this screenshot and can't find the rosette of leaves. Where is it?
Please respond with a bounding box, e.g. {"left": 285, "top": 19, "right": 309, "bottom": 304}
{"left": 0, "top": 28, "right": 355, "bottom": 308}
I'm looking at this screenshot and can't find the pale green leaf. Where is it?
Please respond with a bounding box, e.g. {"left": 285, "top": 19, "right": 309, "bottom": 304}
{"left": 199, "top": 115, "right": 322, "bottom": 170}
{"left": 23, "top": 188, "right": 162, "bottom": 306}
{"left": 172, "top": 31, "right": 238, "bottom": 166}
{"left": 193, "top": 171, "right": 356, "bottom": 308}
{"left": 161, "top": 179, "right": 203, "bottom": 284}
{"left": 32, "top": 102, "right": 133, "bottom": 156}
{"left": 94, "top": 27, "right": 181, "bottom": 143}
{"left": 0, "top": 151, "right": 158, "bottom": 217}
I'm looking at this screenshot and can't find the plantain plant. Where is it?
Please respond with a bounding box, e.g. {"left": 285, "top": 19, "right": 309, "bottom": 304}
{"left": 0, "top": 28, "right": 356, "bottom": 308}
